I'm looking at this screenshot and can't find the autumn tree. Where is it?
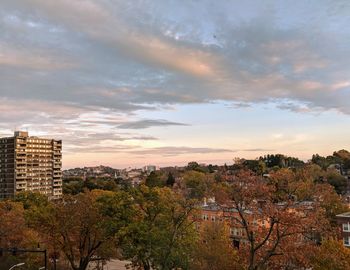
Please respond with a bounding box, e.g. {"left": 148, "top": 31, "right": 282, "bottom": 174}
{"left": 228, "top": 170, "right": 327, "bottom": 270}
{"left": 310, "top": 239, "right": 350, "bottom": 270}
{"left": 191, "top": 222, "right": 242, "bottom": 270}
{"left": 333, "top": 149, "right": 350, "bottom": 170}
{"left": 313, "top": 184, "right": 349, "bottom": 227}
{"left": 0, "top": 200, "right": 40, "bottom": 269}
{"left": 28, "top": 190, "right": 124, "bottom": 270}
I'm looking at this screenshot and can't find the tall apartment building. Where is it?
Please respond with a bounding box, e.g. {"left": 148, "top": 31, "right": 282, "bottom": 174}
{"left": 0, "top": 131, "right": 62, "bottom": 199}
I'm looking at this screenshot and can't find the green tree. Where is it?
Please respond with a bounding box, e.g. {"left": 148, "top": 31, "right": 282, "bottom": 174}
{"left": 183, "top": 171, "right": 211, "bottom": 199}
{"left": 187, "top": 161, "right": 200, "bottom": 171}
{"left": 242, "top": 160, "right": 266, "bottom": 175}
{"left": 260, "top": 154, "right": 304, "bottom": 168}
{"left": 14, "top": 191, "right": 50, "bottom": 209}
{"left": 145, "top": 171, "right": 165, "bottom": 188}
{"left": 186, "top": 161, "right": 208, "bottom": 173}
{"left": 166, "top": 172, "right": 175, "bottom": 187}
{"left": 326, "top": 169, "right": 348, "bottom": 194}
{"left": 63, "top": 179, "right": 84, "bottom": 194}
{"left": 311, "top": 154, "right": 330, "bottom": 170}
{"left": 121, "top": 186, "right": 197, "bottom": 270}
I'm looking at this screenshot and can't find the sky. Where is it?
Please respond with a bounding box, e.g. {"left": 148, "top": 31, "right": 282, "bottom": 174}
{"left": 1, "top": 0, "right": 350, "bottom": 169}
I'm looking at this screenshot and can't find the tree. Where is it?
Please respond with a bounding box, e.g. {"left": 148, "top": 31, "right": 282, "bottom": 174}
{"left": 268, "top": 168, "right": 348, "bottom": 229}
{"left": 28, "top": 190, "right": 122, "bottom": 270}
{"left": 268, "top": 168, "right": 300, "bottom": 201}
{"left": 14, "top": 191, "right": 50, "bottom": 209}
{"left": 183, "top": 171, "right": 211, "bottom": 199}
{"left": 311, "top": 154, "right": 330, "bottom": 170}
{"left": 260, "top": 154, "right": 304, "bottom": 169}
{"left": 187, "top": 161, "right": 200, "bottom": 171}
{"left": 326, "top": 169, "right": 348, "bottom": 195}
{"left": 191, "top": 223, "right": 242, "bottom": 270}
{"left": 166, "top": 172, "right": 175, "bottom": 187}
{"left": 333, "top": 150, "right": 350, "bottom": 171}
{"left": 228, "top": 171, "right": 326, "bottom": 270}
{"left": 145, "top": 171, "right": 165, "bottom": 188}
{"left": 0, "top": 200, "right": 40, "bottom": 270}
{"left": 63, "top": 179, "right": 84, "bottom": 195}
{"left": 310, "top": 239, "right": 350, "bottom": 270}
{"left": 314, "top": 184, "right": 349, "bottom": 227}
{"left": 120, "top": 186, "right": 197, "bottom": 270}
{"left": 242, "top": 160, "right": 266, "bottom": 175}
{"left": 208, "top": 164, "right": 218, "bottom": 173}
{"left": 0, "top": 201, "right": 38, "bottom": 248}
{"left": 300, "top": 164, "right": 325, "bottom": 184}
{"left": 212, "top": 182, "right": 231, "bottom": 205}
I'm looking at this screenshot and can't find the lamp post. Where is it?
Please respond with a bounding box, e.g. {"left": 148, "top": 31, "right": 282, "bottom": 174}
{"left": 8, "top": 262, "right": 25, "bottom": 270}
{"left": 1, "top": 248, "right": 47, "bottom": 270}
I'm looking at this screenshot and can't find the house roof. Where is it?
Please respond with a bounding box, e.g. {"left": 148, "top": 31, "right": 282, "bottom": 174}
{"left": 336, "top": 212, "right": 350, "bottom": 218}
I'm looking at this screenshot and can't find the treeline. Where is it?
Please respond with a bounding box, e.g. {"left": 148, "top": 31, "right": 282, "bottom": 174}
{"left": 4, "top": 150, "right": 350, "bottom": 269}
{"left": 1, "top": 165, "right": 350, "bottom": 269}
{"left": 63, "top": 177, "right": 119, "bottom": 194}
{"left": 0, "top": 188, "right": 197, "bottom": 270}
{"left": 63, "top": 150, "right": 350, "bottom": 197}
{"left": 141, "top": 152, "right": 349, "bottom": 197}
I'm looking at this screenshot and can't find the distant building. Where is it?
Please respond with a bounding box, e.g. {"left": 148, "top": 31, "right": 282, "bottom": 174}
{"left": 196, "top": 200, "right": 256, "bottom": 248}
{"left": 0, "top": 131, "right": 62, "bottom": 199}
{"left": 143, "top": 165, "right": 156, "bottom": 174}
{"left": 336, "top": 212, "right": 350, "bottom": 247}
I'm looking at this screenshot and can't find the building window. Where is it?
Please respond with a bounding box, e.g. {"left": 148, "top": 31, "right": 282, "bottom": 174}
{"left": 343, "top": 223, "right": 350, "bottom": 232}
{"left": 344, "top": 237, "right": 350, "bottom": 246}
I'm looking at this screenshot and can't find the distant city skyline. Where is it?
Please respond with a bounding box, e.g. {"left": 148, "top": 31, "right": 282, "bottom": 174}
{"left": 1, "top": 1, "right": 350, "bottom": 168}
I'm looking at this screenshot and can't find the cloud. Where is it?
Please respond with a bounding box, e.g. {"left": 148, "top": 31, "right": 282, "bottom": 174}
{"left": 0, "top": 44, "right": 76, "bottom": 70}
{"left": 0, "top": 0, "right": 349, "bottom": 114}
{"left": 1, "top": 0, "right": 350, "bottom": 165}
{"left": 65, "top": 145, "right": 138, "bottom": 154}
{"left": 128, "top": 146, "right": 235, "bottom": 156}
{"left": 242, "top": 148, "right": 274, "bottom": 152}
{"left": 127, "top": 146, "right": 273, "bottom": 157}
{"left": 117, "top": 119, "right": 189, "bottom": 129}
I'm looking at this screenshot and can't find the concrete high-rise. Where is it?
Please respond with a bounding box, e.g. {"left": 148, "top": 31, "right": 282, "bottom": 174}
{"left": 0, "top": 131, "right": 62, "bottom": 199}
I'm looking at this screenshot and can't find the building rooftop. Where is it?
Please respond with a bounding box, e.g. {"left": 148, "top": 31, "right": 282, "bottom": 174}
{"left": 336, "top": 212, "right": 350, "bottom": 218}
{"left": 14, "top": 131, "right": 29, "bottom": 137}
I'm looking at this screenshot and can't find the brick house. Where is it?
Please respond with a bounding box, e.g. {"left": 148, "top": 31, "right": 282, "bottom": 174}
{"left": 336, "top": 212, "right": 350, "bottom": 247}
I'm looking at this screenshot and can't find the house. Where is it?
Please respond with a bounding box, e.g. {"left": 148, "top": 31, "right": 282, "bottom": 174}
{"left": 336, "top": 212, "right": 350, "bottom": 247}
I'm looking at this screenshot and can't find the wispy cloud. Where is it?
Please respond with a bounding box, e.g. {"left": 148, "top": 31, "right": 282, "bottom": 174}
{"left": 118, "top": 119, "right": 189, "bottom": 129}
{"left": 128, "top": 146, "right": 235, "bottom": 157}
